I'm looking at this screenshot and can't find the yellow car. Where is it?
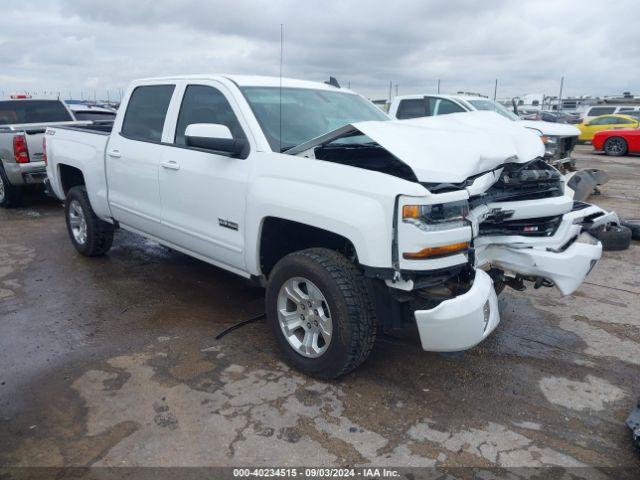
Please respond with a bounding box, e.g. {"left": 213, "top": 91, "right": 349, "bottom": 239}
{"left": 578, "top": 114, "right": 639, "bottom": 142}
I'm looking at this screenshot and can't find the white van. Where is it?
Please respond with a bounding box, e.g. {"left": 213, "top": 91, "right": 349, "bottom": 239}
{"left": 583, "top": 105, "right": 640, "bottom": 122}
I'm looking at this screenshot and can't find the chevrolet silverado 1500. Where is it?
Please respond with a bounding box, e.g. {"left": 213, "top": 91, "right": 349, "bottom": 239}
{"left": 0, "top": 96, "right": 84, "bottom": 207}
{"left": 44, "top": 75, "right": 617, "bottom": 378}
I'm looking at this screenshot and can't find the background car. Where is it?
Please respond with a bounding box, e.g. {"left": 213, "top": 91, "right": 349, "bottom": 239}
{"left": 577, "top": 114, "right": 639, "bottom": 141}
{"left": 593, "top": 127, "right": 640, "bottom": 156}
{"left": 582, "top": 105, "right": 640, "bottom": 122}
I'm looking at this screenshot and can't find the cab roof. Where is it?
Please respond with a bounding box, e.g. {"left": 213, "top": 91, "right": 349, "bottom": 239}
{"left": 134, "top": 74, "right": 356, "bottom": 93}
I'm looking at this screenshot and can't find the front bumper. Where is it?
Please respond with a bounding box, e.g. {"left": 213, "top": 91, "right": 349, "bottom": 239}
{"left": 475, "top": 203, "right": 614, "bottom": 295}
{"left": 3, "top": 161, "right": 47, "bottom": 186}
{"left": 414, "top": 269, "right": 499, "bottom": 351}
{"left": 479, "top": 240, "right": 601, "bottom": 296}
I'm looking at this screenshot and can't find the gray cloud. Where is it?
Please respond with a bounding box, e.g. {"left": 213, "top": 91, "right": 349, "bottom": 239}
{"left": 1, "top": 0, "right": 638, "bottom": 100}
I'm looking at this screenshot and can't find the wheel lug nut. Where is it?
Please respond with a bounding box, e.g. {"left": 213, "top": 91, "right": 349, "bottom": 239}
{"left": 300, "top": 314, "right": 305, "bottom": 320}
{"left": 314, "top": 309, "right": 318, "bottom": 315}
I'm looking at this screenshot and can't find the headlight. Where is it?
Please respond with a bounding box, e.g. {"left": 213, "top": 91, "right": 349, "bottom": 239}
{"left": 542, "top": 135, "right": 558, "bottom": 154}
{"left": 402, "top": 200, "right": 469, "bottom": 232}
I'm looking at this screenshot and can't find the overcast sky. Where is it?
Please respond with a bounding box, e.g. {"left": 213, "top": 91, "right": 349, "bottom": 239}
{"left": 1, "top": 0, "right": 638, "bottom": 101}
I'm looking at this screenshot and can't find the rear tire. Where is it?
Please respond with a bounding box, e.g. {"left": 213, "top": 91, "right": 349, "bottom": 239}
{"left": 603, "top": 137, "right": 628, "bottom": 156}
{"left": 591, "top": 225, "right": 632, "bottom": 251}
{"left": 266, "top": 248, "right": 376, "bottom": 379}
{"left": 65, "top": 186, "right": 114, "bottom": 257}
{"left": 0, "top": 164, "right": 23, "bottom": 208}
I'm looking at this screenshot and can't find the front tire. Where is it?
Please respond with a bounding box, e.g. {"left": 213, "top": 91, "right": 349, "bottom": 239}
{"left": 65, "top": 186, "right": 114, "bottom": 256}
{"left": 266, "top": 248, "right": 376, "bottom": 379}
{"left": 603, "top": 137, "right": 627, "bottom": 156}
{"left": 0, "top": 164, "right": 23, "bottom": 208}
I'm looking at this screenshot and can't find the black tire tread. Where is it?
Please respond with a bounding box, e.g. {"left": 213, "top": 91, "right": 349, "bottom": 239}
{"left": 591, "top": 225, "right": 632, "bottom": 251}
{"left": 620, "top": 220, "right": 640, "bottom": 241}
{"left": 0, "top": 163, "right": 23, "bottom": 208}
{"left": 268, "top": 248, "right": 376, "bottom": 379}
{"left": 65, "top": 186, "right": 114, "bottom": 256}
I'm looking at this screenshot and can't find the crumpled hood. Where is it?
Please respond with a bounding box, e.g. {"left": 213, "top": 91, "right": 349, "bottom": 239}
{"left": 289, "top": 111, "right": 545, "bottom": 184}
{"left": 517, "top": 119, "right": 580, "bottom": 137}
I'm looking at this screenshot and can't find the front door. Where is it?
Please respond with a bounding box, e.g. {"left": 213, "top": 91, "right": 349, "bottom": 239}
{"left": 158, "top": 82, "right": 251, "bottom": 272}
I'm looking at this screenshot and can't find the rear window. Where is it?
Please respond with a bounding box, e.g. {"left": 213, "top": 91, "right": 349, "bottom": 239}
{"left": 396, "top": 98, "right": 432, "bottom": 119}
{"left": 587, "top": 107, "right": 616, "bottom": 116}
{"left": 0, "top": 100, "right": 73, "bottom": 125}
{"left": 73, "top": 111, "right": 116, "bottom": 122}
{"left": 121, "top": 85, "right": 175, "bottom": 142}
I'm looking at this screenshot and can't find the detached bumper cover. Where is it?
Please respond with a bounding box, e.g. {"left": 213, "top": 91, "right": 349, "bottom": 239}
{"left": 479, "top": 241, "right": 601, "bottom": 296}
{"left": 414, "top": 269, "right": 499, "bottom": 352}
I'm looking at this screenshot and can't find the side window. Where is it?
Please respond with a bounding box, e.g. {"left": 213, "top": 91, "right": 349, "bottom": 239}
{"left": 589, "top": 117, "right": 607, "bottom": 125}
{"left": 174, "top": 85, "right": 246, "bottom": 145}
{"left": 616, "top": 117, "right": 634, "bottom": 124}
{"left": 121, "top": 85, "right": 175, "bottom": 142}
{"left": 588, "top": 107, "right": 616, "bottom": 117}
{"left": 396, "top": 98, "right": 431, "bottom": 119}
{"left": 435, "top": 99, "right": 466, "bottom": 115}
{"left": 618, "top": 107, "right": 634, "bottom": 112}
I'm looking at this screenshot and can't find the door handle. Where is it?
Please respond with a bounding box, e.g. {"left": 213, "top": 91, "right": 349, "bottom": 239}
{"left": 107, "top": 149, "right": 121, "bottom": 158}
{"left": 161, "top": 161, "right": 180, "bottom": 171}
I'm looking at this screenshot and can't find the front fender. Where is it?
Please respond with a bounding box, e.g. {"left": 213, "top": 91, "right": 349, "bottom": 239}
{"left": 245, "top": 177, "right": 396, "bottom": 274}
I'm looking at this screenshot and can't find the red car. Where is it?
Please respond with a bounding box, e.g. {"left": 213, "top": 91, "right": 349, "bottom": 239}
{"left": 593, "top": 128, "right": 640, "bottom": 156}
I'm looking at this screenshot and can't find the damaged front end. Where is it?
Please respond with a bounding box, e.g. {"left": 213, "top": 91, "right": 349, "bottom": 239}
{"left": 287, "top": 114, "right": 618, "bottom": 352}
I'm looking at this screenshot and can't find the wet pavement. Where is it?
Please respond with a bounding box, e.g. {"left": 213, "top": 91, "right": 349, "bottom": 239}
{"left": 0, "top": 146, "right": 638, "bottom": 475}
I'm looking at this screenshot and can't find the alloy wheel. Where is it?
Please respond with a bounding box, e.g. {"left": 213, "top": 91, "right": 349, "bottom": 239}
{"left": 277, "top": 276, "right": 333, "bottom": 358}
{"left": 68, "top": 200, "right": 88, "bottom": 245}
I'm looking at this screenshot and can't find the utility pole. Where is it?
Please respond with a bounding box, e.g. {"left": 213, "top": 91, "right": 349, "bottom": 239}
{"left": 437, "top": 79, "right": 441, "bottom": 93}
{"left": 395, "top": 84, "right": 399, "bottom": 97}
{"left": 493, "top": 79, "right": 498, "bottom": 101}
{"left": 388, "top": 81, "right": 392, "bottom": 102}
{"left": 558, "top": 76, "right": 564, "bottom": 113}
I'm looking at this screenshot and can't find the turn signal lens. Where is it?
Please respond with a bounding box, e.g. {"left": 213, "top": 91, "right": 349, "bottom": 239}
{"left": 402, "top": 205, "right": 421, "bottom": 219}
{"left": 403, "top": 242, "right": 470, "bottom": 260}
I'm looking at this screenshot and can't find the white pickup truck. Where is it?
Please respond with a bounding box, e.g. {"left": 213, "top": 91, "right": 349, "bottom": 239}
{"left": 44, "top": 75, "right": 617, "bottom": 379}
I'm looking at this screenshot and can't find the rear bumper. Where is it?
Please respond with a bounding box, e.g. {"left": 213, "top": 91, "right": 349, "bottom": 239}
{"left": 3, "top": 161, "right": 47, "bottom": 186}
{"left": 414, "top": 269, "right": 499, "bottom": 351}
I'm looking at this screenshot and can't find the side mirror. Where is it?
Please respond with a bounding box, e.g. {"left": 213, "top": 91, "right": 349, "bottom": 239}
{"left": 511, "top": 98, "right": 519, "bottom": 116}
{"left": 185, "top": 123, "right": 247, "bottom": 157}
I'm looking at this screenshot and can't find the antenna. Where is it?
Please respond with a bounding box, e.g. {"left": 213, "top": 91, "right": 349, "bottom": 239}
{"left": 279, "top": 24, "right": 283, "bottom": 153}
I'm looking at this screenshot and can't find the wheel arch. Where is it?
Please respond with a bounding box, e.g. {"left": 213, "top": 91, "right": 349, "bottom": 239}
{"left": 257, "top": 217, "right": 359, "bottom": 278}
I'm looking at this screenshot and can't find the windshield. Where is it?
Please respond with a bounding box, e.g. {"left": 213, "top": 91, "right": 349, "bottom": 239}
{"left": 0, "top": 100, "right": 73, "bottom": 125}
{"left": 241, "top": 87, "right": 389, "bottom": 152}
{"left": 467, "top": 99, "right": 519, "bottom": 121}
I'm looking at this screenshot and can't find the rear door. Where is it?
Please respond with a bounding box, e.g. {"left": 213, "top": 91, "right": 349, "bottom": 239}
{"left": 106, "top": 84, "right": 176, "bottom": 236}
{"left": 157, "top": 81, "right": 252, "bottom": 272}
